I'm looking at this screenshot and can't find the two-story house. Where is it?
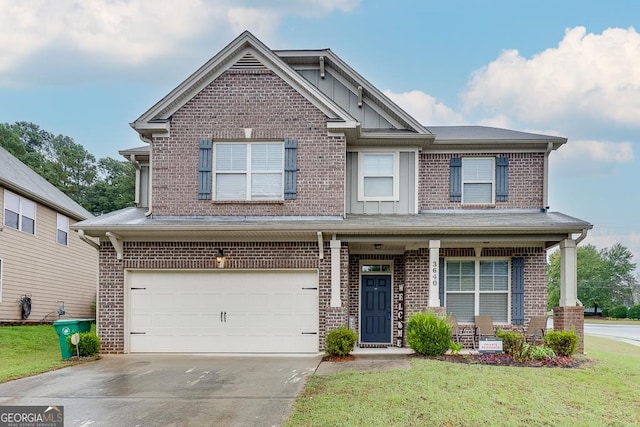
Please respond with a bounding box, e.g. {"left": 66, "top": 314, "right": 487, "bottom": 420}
{"left": 74, "top": 31, "right": 591, "bottom": 354}
{"left": 0, "top": 146, "right": 98, "bottom": 323}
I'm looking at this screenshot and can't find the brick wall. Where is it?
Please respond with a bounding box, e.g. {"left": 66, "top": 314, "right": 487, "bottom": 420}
{"left": 98, "top": 243, "right": 125, "bottom": 353}
{"left": 151, "top": 69, "right": 345, "bottom": 217}
{"left": 419, "top": 152, "right": 545, "bottom": 210}
{"left": 553, "top": 306, "right": 585, "bottom": 354}
{"left": 97, "top": 240, "right": 349, "bottom": 353}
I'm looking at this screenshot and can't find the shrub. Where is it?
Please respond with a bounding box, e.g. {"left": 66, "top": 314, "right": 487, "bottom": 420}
{"left": 496, "top": 330, "right": 529, "bottom": 362}
{"left": 610, "top": 305, "right": 628, "bottom": 319}
{"left": 628, "top": 304, "right": 640, "bottom": 320}
{"left": 529, "top": 345, "right": 556, "bottom": 360}
{"left": 601, "top": 307, "right": 610, "bottom": 317}
{"left": 450, "top": 341, "right": 463, "bottom": 355}
{"left": 67, "top": 332, "right": 101, "bottom": 357}
{"left": 544, "top": 329, "right": 579, "bottom": 357}
{"left": 325, "top": 326, "right": 357, "bottom": 356}
{"left": 406, "top": 311, "right": 451, "bottom": 356}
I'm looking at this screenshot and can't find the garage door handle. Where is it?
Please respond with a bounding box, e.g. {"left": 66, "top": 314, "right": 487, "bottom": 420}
{"left": 301, "top": 332, "right": 317, "bottom": 335}
{"left": 130, "top": 332, "right": 146, "bottom": 335}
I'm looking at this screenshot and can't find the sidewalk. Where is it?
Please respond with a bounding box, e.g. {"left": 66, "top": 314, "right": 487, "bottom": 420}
{"left": 315, "top": 347, "right": 413, "bottom": 375}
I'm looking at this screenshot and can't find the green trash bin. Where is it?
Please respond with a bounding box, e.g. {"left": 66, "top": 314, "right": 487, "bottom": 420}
{"left": 53, "top": 319, "right": 94, "bottom": 359}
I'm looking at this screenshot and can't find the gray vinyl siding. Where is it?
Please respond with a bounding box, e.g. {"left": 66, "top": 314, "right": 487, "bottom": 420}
{"left": 0, "top": 187, "right": 98, "bottom": 321}
{"left": 299, "top": 69, "right": 393, "bottom": 129}
{"left": 346, "top": 151, "right": 415, "bottom": 214}
{"left": 139, "top": 165, "right": 149, "bottom": 208}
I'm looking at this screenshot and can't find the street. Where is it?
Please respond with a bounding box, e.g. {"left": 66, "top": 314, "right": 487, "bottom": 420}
{"left": 584, "top": 322, "right": 640, "bottom": 347}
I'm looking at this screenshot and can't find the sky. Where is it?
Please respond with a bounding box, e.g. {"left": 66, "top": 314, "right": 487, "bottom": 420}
{"left": 0, "top": 0, "right": 639, "bottom": 270}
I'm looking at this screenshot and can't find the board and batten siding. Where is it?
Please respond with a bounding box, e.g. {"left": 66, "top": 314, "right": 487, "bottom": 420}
{"left": 298, "top": 69, "right": 395, "bottom": 129}
{"left": 346, "top": 151, "right": 416, "bottom": 214}
{"left": 0, "top": 187, "right": 98, "bottom": 322}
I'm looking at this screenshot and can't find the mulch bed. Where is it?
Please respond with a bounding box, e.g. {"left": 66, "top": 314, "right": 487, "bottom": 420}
{"left": 412, "top": 353, "right": 590, "bottom": 368}
{"left": 323, "top": 353, "right": 590, "bottom": 368}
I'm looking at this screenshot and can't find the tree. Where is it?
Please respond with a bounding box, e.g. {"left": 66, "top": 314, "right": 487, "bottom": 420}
{"left": 1, "top": 121, "right": 134, "bottom": 213}
{"left": 82, "top": 157, "right": 135, "bottom": 215}
{"left": 548, "top": 243, "right": 638, "bottom": 311}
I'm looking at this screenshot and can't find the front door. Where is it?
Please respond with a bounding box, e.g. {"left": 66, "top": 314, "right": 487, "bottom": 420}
{"left": 361, "top": 275, "right": 392, "bottom": 343}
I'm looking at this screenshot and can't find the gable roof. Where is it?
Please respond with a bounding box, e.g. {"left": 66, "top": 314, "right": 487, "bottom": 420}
{"left": 276, "top": 49, "right": 432, "bottom": 138}
{"left": 0, "top": 146, "right": 93, "bottom": 220}
{"left": 131, "top": 31, "right": 358, "bottom": 141}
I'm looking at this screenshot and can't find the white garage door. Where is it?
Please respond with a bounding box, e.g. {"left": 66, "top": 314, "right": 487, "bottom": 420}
{"left": 128, "top": 270, "right": 319, "bottom": 353}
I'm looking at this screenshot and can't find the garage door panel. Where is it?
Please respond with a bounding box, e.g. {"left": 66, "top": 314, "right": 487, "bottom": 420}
{"left": 129, "top": 270, "right": 318, "bottom": 353}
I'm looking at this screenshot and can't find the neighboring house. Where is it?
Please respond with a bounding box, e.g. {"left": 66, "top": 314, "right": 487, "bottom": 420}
{"left": 0, "top": 146, "right": 98, "bottom": 323}
{"left": 73, "top": 32, "right": 591, "bottom": 354}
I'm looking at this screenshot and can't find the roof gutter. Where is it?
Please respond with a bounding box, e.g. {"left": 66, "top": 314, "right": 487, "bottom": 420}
{"left": 575, "top": 228, "right": 589, "bottom": 245}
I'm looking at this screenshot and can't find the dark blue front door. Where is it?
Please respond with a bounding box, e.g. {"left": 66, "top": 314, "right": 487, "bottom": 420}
{"left": 361, "top": 275, "right": 391, "bottom": 343}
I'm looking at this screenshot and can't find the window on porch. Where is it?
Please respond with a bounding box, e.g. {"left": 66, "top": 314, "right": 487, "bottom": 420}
{"left": 445, "top": 259, "right": 509, "bottom": 323}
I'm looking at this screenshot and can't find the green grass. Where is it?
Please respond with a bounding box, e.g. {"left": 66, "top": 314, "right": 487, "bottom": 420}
{"left": 286, "top": 336, "right": 640, "bottom": 426}
{"left": 0, "top": 324, "right": 96, "bottom": 383}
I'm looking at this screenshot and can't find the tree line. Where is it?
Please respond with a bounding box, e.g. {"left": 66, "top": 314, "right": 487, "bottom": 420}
{"left": 548, "top": 243, "right": 639, "bottom": 311}
{"left": 0, "top": 121, "right": 134, "bottom": 215}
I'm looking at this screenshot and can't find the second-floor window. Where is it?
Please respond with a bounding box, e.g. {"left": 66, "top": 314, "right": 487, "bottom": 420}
{"left": 358, "top": 153, "right": 399, "bottom": 201}
{"left": 462, "top": 158, "right": 494, "bottom": 204}
{"left": 57, "top": 214, "right": 69, "bottom": 246}
{"left": 214, "top": 143, "right": 284, "bottom": 200}
{"left": 3, "top": 190, "right": 36, "bottom": 235}
{"left": 450, "top": 156, "right": 509, "bottom": 204}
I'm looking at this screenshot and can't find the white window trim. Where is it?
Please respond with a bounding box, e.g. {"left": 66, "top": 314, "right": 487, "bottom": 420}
{"left": 56, "top": 213, "right": 69, "bottom": 246}
{"left": 462, "top": 157, "right": 495, "bottom": 205}
{"left": 3, "top": 190, "right": 36, "bottom": 235}
{"left": 444, "top": 257, "right": 511, "bottom": 324}
{"left": 357, "top": 151, "right": 400, "bottom": 202}
{"left": 0, "top": 258, "right": 3, "bottom": 303}
{"left": 213, "top": 142, "right": 284, "bottom": 201}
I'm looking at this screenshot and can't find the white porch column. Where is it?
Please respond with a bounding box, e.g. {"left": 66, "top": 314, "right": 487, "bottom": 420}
{"left": 428, "top": 240, "right": 441, "bottom": 307}
{"left": 559, "top": 238, "right": 578, "bottom": 306}
{"left": 330, "top": 239, "right": 342, "bottom": 307}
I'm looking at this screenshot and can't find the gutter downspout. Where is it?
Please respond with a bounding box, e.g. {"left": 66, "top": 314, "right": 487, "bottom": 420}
{"left": 575, "top": 228, "right": 589, "bottom": 245}
{"left": 78, "top": 229, "right": 100, "bottom": 250}
{"left": 543, "top": 142, "right": 553, "bottom": 211}
{"left": 317, "top": 231, "right": 324, "bottom": 260}
{"left": 137, "top": 134, "right": 153, "bottom": 217}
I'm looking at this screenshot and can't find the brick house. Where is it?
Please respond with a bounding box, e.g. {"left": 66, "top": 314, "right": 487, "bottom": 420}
{"left": 74, "top": 31, "right": 591, "bottom": 354}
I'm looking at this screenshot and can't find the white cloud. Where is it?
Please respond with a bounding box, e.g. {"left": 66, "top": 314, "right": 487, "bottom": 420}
{"left": 463, "top": 26, "right": 640, "bottom": 128}
{"left": 383, "top": 90, "right": 465, "bottom": 125}
{"left": 0, "top": 0, "right": 360, "bottom": 87}
{"left": 552, "top": 140, "right": 634, "bottom": 176}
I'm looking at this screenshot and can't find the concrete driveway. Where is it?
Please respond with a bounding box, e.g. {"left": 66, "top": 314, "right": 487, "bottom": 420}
{"left": 0, "top": 354, "right": 322, "bottom": 427}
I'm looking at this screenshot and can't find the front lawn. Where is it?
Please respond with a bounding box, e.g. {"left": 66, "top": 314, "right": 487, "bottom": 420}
{"left": 0, "top": 324, "right": 95, "bottom": 383}
{"left": 286, "top": 336, "right": 640, "bottom": 426}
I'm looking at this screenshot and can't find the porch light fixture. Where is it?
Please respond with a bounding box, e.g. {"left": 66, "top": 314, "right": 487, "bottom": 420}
{"left": 215, "top": 249, "right": 226, "bottom": 269}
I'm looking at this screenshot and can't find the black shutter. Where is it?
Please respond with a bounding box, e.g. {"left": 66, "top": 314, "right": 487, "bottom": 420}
{"left": 511, "top": 257, "right": 525, "bottom": 325}
{"left": 450, "top": 157, "right": 462, "bottom": 202}
{"left": 198, "top": 139, "right": 213, "bottom": 200}
{"left": 496, "top": 156, "right": 509, "bottom": 202}
{"left": 439, "top": 257, "right": 445, "bottom": 308}
{"left": 284, "top": 138, "right": 298, "bottom": 200}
